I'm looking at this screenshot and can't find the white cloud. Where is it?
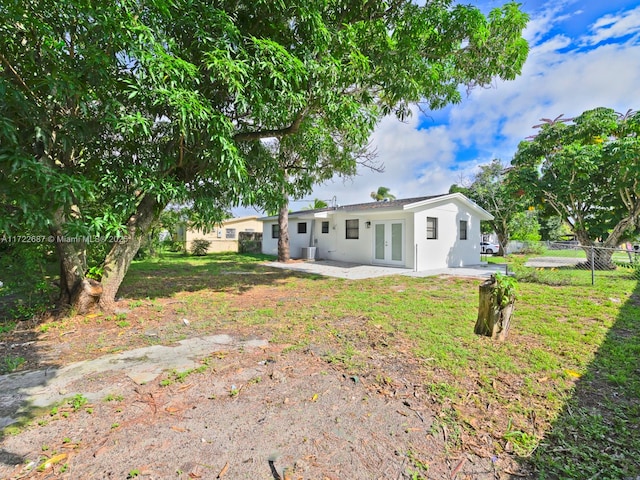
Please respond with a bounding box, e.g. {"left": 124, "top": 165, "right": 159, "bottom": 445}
{"left": 582, "top": 5, "right": 640, "bottom": 45}
{"left": 311, "top": 112, "right": 460, "bottom": 206}
{"left": 307, "top": 1, "right": 640, "bottom": 209}
{"left": 522, "top": 0, "right": 574, "bottom": 45}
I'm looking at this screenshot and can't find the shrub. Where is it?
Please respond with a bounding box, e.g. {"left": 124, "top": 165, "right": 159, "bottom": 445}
{"left": 190, "top": 239, "right": 211, "bottom": 256}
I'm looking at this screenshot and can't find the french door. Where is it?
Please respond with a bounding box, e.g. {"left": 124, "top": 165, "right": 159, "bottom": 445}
{"left": 373, "top": 221, "right": 404, "bottom": 266}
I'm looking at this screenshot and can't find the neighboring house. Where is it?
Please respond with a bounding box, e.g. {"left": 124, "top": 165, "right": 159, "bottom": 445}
{"left": 177, "top": 216, "right": 262, "bottom": 253}
{"left": 259, "top": 193, "right": 493, "bottom": 270}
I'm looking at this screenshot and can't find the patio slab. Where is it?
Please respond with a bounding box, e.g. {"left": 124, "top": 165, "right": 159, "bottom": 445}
{"left": 265, "top": 260, "right": 507, "bottom": 280}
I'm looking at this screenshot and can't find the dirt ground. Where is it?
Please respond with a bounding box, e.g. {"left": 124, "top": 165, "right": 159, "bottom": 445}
{"left": 0, "top": 281, "right": 530, "bottom": 480}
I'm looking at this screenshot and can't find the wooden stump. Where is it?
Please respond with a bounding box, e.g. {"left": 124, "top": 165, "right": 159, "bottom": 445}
{"left": 474, "top": 276, "right": 515, "bottom": 341}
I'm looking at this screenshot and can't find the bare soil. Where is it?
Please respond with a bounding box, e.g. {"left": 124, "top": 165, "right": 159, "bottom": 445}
{"left": 1, "top": 279, "right": 531, "bottom": 479}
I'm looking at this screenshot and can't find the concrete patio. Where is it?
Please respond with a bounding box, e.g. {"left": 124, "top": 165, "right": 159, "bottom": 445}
{"left": 265, "top": 259, "right": 508, "bottom": 280}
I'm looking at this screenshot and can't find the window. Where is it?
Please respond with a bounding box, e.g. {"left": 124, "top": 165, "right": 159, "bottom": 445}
{"left": 426, "top": 217, "right": 438, "bottom": 239}
{"left": 225, "top": 228, "right": 236, "bottom": 239}
{"left": 297, "top": 222, "right": 307, "bottom": 234}
{"left": 271, "top": 224, "right": 279, "bottom": 239}
{"left": 346, "top": 219, "right": 359, "bottom": 239}
{"left": 459, "top": 220, "right": 468, "bottom": 240}
{"left": 321, "top": 221, "right": 329, "bottom": 234}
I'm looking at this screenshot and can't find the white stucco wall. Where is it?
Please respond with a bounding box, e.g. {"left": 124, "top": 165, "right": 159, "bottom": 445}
{"left": 261, "top": 221, "right": 279, "bottom": 256}
{"left": 318, "top": 211, "right": 415, "bottom": 266}
{"left": 260, "top": 218, "right": 314, "bottom": 258}
{"left": 290, "top": 219, "right": 313, "bottom": 257}
{"left": 412, "top": 200, "right": 481, "bottom": 270}
{"left": 318, "top": 213, "right": 374, "bottom": 264}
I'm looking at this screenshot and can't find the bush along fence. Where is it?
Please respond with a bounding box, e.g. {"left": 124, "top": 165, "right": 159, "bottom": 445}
{"left": 501, "top": 241, "right": 640, "bottom": 286}
{"left": 238, "top": 232, "right": 262, "bottom": 254}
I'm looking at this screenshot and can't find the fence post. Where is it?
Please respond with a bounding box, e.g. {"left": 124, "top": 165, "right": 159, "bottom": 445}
{"left": 591, "top": 245, "right": 595, "bottom": 285}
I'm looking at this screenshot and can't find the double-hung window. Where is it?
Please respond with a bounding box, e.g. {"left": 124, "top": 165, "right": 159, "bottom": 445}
{"left": 346, "top": 219, "right": 359, "bottom": 239}
{"left": 426, "top": 217, "right": 438, "bottom": 240}
{"left": 459, "top": 220, "right": 468, "bottom": 240}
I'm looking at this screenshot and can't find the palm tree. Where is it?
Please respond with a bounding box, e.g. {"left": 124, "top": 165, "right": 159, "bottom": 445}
{"left": 370, "top": 186, "right": 396, "bottom": 202}
{"left": 304, "top": 199, "right": 328, "bottom": 210}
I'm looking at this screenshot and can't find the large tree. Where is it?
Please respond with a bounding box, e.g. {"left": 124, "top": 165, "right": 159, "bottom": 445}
{"left": 510, "top": 107, "right": 640, "bottom": 267}
{"left": 244, "top": 116, "right": 380, "bottom": 262}
{"left": 1, "top": 0, "right": 529, "bottom": 312}
{"left": 450, "top": 159, "right": 527, "bottom": 255}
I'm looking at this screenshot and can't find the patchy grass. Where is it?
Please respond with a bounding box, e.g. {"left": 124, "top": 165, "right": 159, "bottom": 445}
{"left": 0, "top": 355, "right": 26, "bottom": 373}
{"left": 3, "top": 251, "right": 638, "bottom": 478}
{"left": 128, "top": 253, "right": 640, "bottom": 477}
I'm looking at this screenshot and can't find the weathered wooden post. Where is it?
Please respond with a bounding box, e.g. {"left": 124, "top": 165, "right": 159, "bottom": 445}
{"left": 474, "top": 273, "right": 516, "bottom": 341}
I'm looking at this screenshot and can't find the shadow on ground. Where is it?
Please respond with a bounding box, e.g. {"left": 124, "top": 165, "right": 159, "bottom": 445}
{"left": 119, "top": 254, "right": 322, "bottom": 300}
{"left": 520, "top": 279, "right": 640, "bottom": 479}
{"left": 0, "top": 318, "right": 57, "bottom": 469}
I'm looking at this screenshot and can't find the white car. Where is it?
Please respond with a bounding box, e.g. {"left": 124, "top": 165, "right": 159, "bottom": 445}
{"left": 480, "top": 242, "right": 500, "bottom": 254}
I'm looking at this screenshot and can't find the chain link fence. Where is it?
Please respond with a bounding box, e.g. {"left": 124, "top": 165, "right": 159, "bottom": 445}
{"left": 496, "top": 241, "right": 640, "bottom": 286}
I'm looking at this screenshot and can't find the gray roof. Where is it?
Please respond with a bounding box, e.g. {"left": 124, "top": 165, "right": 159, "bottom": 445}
{"left": 259, "top": 195, "right": 447, "bottom": 220}
{"left": 328, "top": 195, "right": 443, "bottom": 213}
{"left": 258, "top": 193, "right": 495, "bottom": 221}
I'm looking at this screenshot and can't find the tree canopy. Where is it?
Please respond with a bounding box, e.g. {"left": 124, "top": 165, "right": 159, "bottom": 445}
{"left": 450, "top": 159, "right": 528, "bottom": 255}
{"left": 510, "top": 107, "right": 640, "bottom": 266}
{"left": 1, "top": 0, "right": 530, "bottom": 311}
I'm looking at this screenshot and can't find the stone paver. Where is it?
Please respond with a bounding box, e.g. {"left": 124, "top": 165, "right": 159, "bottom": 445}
{"left": 0, "top": 334, "right": 267, "bottom": 428}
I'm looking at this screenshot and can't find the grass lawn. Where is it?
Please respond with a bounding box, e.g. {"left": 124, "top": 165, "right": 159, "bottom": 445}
{"left": 3, "top": 251, "right": 639, "bottom": 478}
{"left": 124, "top": 251, "right": 640, "bottom": 478}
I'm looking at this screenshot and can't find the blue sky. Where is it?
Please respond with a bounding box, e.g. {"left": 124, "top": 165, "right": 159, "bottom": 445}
{"left": 276, "top": 0, "right": 640, "bottom": 211}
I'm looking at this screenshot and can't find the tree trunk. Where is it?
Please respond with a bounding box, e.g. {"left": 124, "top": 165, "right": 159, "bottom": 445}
{"left": 49, "top": 210, "right": 102, "bottom": 314}
{"left": 474, "top": 276, "right": 515, "bottom": 341}
{"left": 583, "top": 246, "right": 615, "bottom": 270}
{"left": 574, "top": 232, "right": 616, "bottom": 270}
{"left": 277, "top": 200, "right": 290, "bottom": 262}
{"left": 496, "top": 231, "right": 509, "bottom": 257}
{"left": 99, "top": 194, "right": 164, "bottom": 311}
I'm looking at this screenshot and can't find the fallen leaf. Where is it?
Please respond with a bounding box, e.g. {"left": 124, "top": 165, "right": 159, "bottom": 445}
{"left": 39, "top": 453, "right": 67, "bottom": 470}
{"left": 216, "top": 461, "right": 229, "bottom": 478}
{"left": 564, "top": 369, "right": 581, "bottom": 378}
{"left": 450, "top": 457, "right": 466, "bottom": 478}
{"left": 93, "top": 445, "right": 109, "bottom": 457}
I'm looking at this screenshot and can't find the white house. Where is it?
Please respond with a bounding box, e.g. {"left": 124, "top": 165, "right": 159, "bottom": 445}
{"left": 259, "top": 193, "right": 493, "bottom": 270}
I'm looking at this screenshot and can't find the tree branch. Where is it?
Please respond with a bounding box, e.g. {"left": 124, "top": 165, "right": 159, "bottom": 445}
{"left": 0, "top": 51, "right": 39, "bottom": 104}
{"left": 233, "top": 107, "right": 309, "bottom": 142}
